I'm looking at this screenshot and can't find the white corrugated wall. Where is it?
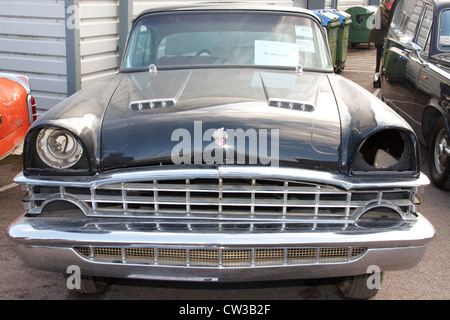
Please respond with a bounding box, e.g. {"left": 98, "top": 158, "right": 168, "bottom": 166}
{"left": 79, "top": 0, "right": 120, "bottom": 88}
{"left": 133, "top": 0, "right": 296, "bottom": 16}
{"left": 0, "top": 0, "right": 67, "bottom": 113}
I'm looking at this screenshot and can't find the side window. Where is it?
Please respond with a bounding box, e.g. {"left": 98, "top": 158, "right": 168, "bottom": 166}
{"left": 124, "top": 24, "right": 153, "bottom": 68}
{"left": 391, "top": 0, "right": 424, "bottom": 43}
{"left": 439, "top": 10, "right": 450, "bottom": 50}
{"left": 416, "top": 5, "right": 434, "bottom": 54}
{"left": 134, "top": 25, "right": 153, "bottom": 67}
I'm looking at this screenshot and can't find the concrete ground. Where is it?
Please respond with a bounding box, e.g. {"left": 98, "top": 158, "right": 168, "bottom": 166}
{"left": 341, "top": 45, "right": 382, "bottom": 95}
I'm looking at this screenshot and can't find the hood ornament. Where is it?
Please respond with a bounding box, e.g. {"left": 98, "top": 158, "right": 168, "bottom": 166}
{"left": 212, "top": 128, "right": 228, "bottom": 147}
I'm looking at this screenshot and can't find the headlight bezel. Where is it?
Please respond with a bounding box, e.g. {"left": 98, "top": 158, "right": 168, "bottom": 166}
{"left": 24, "top": 126, "right": 93, "bottom": 175}
{"left": 36, "top": 127, "right": 84, "bottom": 169}
{"left": 350, "top": 128, "right": 420, "bottom": 175}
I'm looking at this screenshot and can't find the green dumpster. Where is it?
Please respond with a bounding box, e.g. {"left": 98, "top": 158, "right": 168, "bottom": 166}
{"left": 325, "top": 9, "right": 352, "bottom": 73}
{"left": 313, "top": 10, "right": 341, "bottom": 67}
{"left": 345, "top": 6, "right": 377, "bottom": 48}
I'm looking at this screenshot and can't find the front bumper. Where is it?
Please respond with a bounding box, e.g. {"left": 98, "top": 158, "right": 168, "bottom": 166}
{"left": 7, "top": 213, "right": 435, "bottom": 282}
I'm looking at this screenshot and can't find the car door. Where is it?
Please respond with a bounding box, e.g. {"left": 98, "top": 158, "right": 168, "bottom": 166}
{"left": 390, "top": 2, "right": 429, "bottom": 136}
{"left": 381, "top": 0, "right": 424, "bottom": 113}
{"left": 404, "top": 3, "right": 436, "bottom": 144}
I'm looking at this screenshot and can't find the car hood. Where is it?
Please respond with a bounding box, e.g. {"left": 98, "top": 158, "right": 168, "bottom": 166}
{"left": 100, "top": 69, "right": 342, "bottom": 171}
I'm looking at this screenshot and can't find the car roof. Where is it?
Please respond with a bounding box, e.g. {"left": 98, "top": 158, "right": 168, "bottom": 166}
{"left": 435, "top": 0, "right": 450, "bottom": 10}
{"left": 133, "top": 2, "right": 321, "bottom": 24}
{"left": 435, "top": 0, "right": 450, "bottom": 5}
{"left": 425, "top": 0, "right": 450, "bottom": 9}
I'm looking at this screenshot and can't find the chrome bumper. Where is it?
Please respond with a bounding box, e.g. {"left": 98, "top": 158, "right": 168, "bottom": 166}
{"left": 7, "top": 213, "right": 435, "bottom": 282}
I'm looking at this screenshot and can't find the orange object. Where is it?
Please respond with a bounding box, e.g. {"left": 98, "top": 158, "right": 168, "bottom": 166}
{"left": 0, "top": 74, "right": 37, "bottom": 159}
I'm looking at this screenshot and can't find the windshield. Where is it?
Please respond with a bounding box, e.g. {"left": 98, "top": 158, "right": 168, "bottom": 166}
{"left": 439, "top": 9, "right": 450, "bottom": 50}
{"left": 122, "top": 11, "right": 332, "bottom": 71}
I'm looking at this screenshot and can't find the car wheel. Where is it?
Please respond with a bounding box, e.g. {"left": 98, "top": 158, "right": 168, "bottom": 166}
{"left": 428, "top": 118, "right": 450, "bottom": 190}
{"left": 337, "top": 273, "right": 383, "bottom": 299}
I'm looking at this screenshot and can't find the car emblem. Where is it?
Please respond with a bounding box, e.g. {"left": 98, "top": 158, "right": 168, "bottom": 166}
{"left": 212, "top": 128, "right": 228, "bottom": 147}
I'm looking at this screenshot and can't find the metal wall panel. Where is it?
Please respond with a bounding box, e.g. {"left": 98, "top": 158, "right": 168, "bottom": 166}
{"left": 132, "top": 0, "right": 295, "bottom": 16}
{"left": 79, "top": 0, "right": 120, "bottom": 88}
{"left": 132, "top": 0, "right": 370, "bottom": 15}
{"left": 0, "top": 0, "right": 67, "bottom": 113}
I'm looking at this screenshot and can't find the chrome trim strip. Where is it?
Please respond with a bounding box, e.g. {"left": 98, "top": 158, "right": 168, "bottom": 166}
{"left": 14, "top": 166, "right": 430, "bottom": 190}
{"left": 7, "top": 213, "right": 435, "bottom": 248}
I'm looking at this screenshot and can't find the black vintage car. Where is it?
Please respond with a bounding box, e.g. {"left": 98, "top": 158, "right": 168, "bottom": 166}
{"left": 381, "top": 0, "right": 450, "bottom": 190}
{"left": 7, "top": 3, "right": 435, "bottom": 299}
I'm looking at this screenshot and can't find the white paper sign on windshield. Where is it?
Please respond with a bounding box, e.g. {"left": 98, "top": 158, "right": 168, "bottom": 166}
{"left": 296, "top": 39, "right": 316, "bottom": 53}
{"left": 295, "top": 25, "right": 313, "bottom": 38}
{"left": 254, "top": 40, "right": 298, "bottom": 67}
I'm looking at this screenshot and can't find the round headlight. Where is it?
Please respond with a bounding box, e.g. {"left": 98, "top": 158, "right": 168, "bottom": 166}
{"left": 36, "top": 127, "right": 83, "bottom": 169}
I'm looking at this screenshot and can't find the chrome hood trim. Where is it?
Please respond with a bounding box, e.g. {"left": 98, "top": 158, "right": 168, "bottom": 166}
{"left": 14, "top": 166, "right": 430, "bottom": 191}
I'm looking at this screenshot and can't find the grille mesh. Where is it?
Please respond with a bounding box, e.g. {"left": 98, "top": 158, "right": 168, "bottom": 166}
{"left": 73, "top": 246, "right": 367, "bottom": 267}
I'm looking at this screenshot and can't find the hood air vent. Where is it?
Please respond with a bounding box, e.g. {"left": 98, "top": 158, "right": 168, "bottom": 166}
{"left": 268, "top": 99, "right": 314, "bottom": 112}
{"left": 129, "top": 99, "right": 176, "bottom": 111}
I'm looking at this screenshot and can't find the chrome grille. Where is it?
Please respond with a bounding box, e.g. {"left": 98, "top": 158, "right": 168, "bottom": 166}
{"left": 73, "top": 246, "right": 368, "bottom": 267}
{"left": 28, "top": 177, "right": 414, "bottom": 229}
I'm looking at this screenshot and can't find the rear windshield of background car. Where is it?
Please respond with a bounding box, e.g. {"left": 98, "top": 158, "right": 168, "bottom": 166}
{"left": 122, "top": 11, "right": 332, "bottom": 71}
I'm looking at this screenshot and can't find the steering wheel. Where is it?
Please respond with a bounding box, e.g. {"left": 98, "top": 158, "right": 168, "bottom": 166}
{"left": 195, "top": 49, "right": 212, "bottom": 56}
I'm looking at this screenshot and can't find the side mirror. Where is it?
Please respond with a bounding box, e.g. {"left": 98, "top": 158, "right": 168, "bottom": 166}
{"left": 405, "top": 42, "right": 423, "bottom": 52}
{"left": 405, "top": 42, "right": 430, "bottom": 69}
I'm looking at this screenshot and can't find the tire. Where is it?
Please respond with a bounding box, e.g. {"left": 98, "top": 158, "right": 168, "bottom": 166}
{"left": 337, "top": 273, "right": 383, "bottom": 299}
{"left": 428, "top": 118, "right": 450, "bottom": 190}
